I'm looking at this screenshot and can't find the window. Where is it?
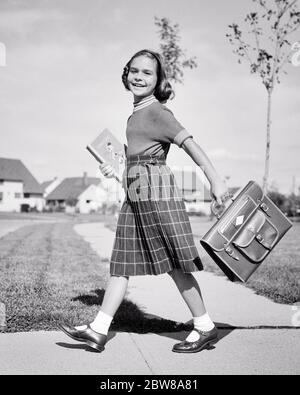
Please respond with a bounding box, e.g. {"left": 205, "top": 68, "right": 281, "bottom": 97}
{"left": 0, "top": 192, "right": 3, "bottom": 202}
{"left": 24, "top": 193, "right": 30, "bottom": 198}
{"left": 15, "top": 193, "right": 21, "bottom": 199}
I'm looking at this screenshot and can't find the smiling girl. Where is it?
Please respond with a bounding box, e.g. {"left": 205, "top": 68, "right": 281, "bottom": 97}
{"left": 59, "top": 49, "right": 229, "bottom": 354}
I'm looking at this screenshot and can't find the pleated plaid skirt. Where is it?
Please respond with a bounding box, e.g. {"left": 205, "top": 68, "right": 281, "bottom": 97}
{"left": 110, "top": 154, "right": 203, "bottom": 276}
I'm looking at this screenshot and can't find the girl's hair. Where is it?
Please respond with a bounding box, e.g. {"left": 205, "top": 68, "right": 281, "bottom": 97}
{"left": 122, "top": 49, "right": 174, "bottom": 102}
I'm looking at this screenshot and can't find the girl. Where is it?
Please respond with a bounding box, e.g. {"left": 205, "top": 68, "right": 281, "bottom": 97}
{"left": 59, "top": 49, "right": 229, "bottom": 353}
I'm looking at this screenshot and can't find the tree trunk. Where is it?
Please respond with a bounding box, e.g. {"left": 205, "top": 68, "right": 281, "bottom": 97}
{"left": 263, "top": 89, "right": 273, "bottom": 194}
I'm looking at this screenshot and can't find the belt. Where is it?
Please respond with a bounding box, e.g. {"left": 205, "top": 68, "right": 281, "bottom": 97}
{"left": 126, "top": 155, "right": 166, "bottom": 165}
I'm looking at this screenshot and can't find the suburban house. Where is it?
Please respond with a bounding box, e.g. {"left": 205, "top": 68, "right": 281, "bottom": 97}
{"left": 45, "top": 173, "right": 114, "bottom": 214}
{"left": 0, "top": 157, "right": 44, "bottom": 212}
{"left": 171, "top": 166, "right": 212, "bottom": 215}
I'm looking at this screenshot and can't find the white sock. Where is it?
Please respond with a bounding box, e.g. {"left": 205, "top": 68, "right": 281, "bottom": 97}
{"left": 75, "top": 324, "right": 88, "bottom": 330}
{"left": 75, "top": 311, "right": 113, "bottom": 336}
{"left": 91, "top": 311, "right": 113, "bottom": 335}
{"left": 186, "top": 313, "right": 215, "bottom": 342}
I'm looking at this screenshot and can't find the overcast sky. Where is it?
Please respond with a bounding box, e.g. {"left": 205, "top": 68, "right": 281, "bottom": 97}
{"left": 0, "top": 0, "right": 299, "bottom": 193}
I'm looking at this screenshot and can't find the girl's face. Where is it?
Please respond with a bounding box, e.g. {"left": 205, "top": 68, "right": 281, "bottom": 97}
{"left": 127, "top": 55, "right": 158, "bottom": 101}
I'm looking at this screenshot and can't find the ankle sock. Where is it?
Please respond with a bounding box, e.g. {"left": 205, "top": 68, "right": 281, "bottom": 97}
{"left": 75, "top": 324, "right": 88, "bottom": 330}
{"left": 75, "top": 311, "right": 113, "bottom": 336}
{"left": 186, "top": 313, "right": 215, "bottom": 342}
{"left": 90, "top": 311, "right": 113, "bottom": 335}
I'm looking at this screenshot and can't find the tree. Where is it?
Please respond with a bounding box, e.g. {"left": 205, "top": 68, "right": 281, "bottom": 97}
{"left": 268, "top": 190, "right": 287, "bottom": 209}
{"left": 284, "top": 192, "right": 300, "bottom": 216}
{"left": 154, "top": 16, "right": 197, "bottom": 84}
{"left": 226, "top": 0, "right": 300, "bottom": 193}
{"left": 65, "top": 198, "right": 78, "bottom": 207}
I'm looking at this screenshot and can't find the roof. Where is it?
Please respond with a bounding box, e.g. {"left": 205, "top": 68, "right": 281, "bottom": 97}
{"left": 41, "top": 180, "right": 52, "bottom": 191}
{"left": 46, "top": 177, "right": 101, "bottom": 200}
{"left": 172, "top": 169, "right": 211, "bottom": 201}
{"left": 0, "top": 158, "right": 43, "bottom": 194}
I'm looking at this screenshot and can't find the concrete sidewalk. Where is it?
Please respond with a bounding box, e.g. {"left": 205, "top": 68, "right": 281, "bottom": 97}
{"left": 0, "top": 221, "right": 299, "bottom": 375}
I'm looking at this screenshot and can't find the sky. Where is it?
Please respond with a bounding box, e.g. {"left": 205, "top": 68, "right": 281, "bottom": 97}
{"left": 0, "top": 0, "right": 299, "bottom": 194}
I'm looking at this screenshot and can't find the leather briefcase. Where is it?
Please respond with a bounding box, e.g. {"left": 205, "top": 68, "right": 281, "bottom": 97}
{"left": 200, "top": 180, "right": 293, "bottom": 282}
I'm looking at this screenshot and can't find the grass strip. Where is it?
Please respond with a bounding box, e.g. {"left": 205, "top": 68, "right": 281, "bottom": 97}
{"left": 0, "top": 222, "right": 109, "bottom": 332}
{"left": 0, "top": 220, "right": 187, "bottom": 333}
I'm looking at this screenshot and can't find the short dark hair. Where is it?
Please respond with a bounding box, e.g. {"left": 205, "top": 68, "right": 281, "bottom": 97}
{"left": 122, "top": 49, "right": 174, "bottom": 103}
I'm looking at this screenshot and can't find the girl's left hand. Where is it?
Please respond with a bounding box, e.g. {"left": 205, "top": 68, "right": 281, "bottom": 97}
{"left": 210, "top": 179, "right": 229, "bottom": 205}
{"left": 99, "top": 163, "right": 116, "bottom": 178}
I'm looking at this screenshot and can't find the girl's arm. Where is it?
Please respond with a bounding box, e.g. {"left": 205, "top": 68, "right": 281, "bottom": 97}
{"left": 181, "top": 138, "right": 228, "bottom": 205}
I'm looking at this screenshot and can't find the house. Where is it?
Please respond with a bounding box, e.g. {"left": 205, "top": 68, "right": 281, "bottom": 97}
{"left": 171, "top": 166, "right": 212, "bottom": 215}
{"left": 46, "top": 172, "right": 113, "bottom": 214}
{"left": 0, "top": 158, "right": 44, "bottom": 212}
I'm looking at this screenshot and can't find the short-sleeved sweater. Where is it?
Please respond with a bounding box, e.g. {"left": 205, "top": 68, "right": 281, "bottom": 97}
{"left": 126, "top": 98, "right": 193, "bottom": 157}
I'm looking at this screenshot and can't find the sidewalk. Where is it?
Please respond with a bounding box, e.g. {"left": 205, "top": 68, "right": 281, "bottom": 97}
{"left": 0, "top": 221, "right": 299, "bottom": 375}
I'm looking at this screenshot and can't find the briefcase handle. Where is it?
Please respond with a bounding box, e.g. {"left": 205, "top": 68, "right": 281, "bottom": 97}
{"left": 211, "top": 193, "right": 234, "bottom": 220}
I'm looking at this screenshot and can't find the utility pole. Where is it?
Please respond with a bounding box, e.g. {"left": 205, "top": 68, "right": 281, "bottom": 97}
{"left": 292, "top": 175, "right": 296, "bottom": 195}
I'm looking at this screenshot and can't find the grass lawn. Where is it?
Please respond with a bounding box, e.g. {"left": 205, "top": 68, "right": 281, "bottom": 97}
{"left": 0, "top": 221, "right": 109, "bottom": 332}
{"left": 0, "top": 214, "right": 187, "bottom": 333}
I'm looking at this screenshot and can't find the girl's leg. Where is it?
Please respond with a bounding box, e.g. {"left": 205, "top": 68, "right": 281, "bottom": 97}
{"left": 168, "top": 269, "right": 206, "bottom": 316}
{"left": 76, "top": 275, "right": 129, "bottom": 335}
{"left": 100, "top": 275, "right": 129, "bottom": 316}
{"left": 168, "top": 269, "right": 215, "bottom": 341}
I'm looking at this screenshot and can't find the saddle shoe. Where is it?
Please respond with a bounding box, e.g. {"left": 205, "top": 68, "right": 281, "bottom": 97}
{"left": 58, "top": 322, "right": 107, "bottom": 352}
{"left": 172, "top": 327, "right": 218, "bottom": 353}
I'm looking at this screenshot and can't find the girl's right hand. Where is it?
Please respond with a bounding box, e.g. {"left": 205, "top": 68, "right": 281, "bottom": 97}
{"left": 99, "top": 163, "right": 116, "bottom": 178}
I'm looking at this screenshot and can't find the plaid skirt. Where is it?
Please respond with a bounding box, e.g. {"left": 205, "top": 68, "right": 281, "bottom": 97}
{"left": 110, "top": 154, "right": 203, "bottom": 276}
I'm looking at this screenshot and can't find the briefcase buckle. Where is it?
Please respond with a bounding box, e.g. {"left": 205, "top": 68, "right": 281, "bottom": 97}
{"left": 224, "top": 244, "right": 239, "bottom": 261}
{"left": 258, "top": 200, "right": 271, "bottom": 217}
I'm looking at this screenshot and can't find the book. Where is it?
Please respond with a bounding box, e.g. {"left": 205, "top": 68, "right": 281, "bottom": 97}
{"left": 86, "top": 129, "right": 126, "bottom": 183}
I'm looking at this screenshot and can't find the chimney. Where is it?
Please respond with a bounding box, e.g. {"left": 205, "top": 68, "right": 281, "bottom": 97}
{"left": 83, "top": 171, "right": 88, "bottom": 186}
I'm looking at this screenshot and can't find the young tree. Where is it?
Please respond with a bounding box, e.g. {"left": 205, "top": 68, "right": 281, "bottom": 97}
{"left": 154, "top": 16, "right": 197, "bottom": 84}
{"left": 226, "top": 0, "right": 300, "bottom": 193}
